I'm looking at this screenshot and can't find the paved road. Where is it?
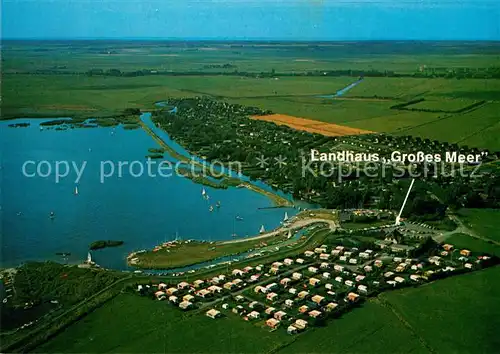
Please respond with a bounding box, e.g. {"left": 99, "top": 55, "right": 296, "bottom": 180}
{"left": 220, "top": 218, "right": 338, "bottom": 245}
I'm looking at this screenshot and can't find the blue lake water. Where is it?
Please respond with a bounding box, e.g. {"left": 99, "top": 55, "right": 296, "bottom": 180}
{"left": 1, "top": 117, "right": 308, "bottom": 270}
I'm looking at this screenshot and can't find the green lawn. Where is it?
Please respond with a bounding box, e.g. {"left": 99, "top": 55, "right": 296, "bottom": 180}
{"left": 36, "top": 293, "right": 290, "bottom": 353}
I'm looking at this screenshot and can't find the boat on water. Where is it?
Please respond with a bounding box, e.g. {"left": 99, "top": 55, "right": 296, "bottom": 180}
{"left": 216, "top": 201, "right": 221, "bottom": 208}
{"left": 284, "top": 212, "right": 289, "bottom": 221}
{"left": 49, "top": 211, "right": 55, "bottom": 219}
{"left": 259, "top": 225, "right": 265, "bottom": 233}
{"left": 202, "top": 187, "right": 206, "bottom": 196}
{"left": 209, "top": 205, "right": 214, "bottom": 212}
{"left": 236, "top": 215, "right": 244, "bottom": 221}
{"left": 74, "top": 186, "right": 79, "bottom": 195}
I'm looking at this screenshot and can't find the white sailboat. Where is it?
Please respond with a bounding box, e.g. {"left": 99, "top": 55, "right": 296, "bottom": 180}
{"left": 209, "top": 205, "right": 214, "bottom": 212}
{"left": 74, "top": 186, "right": 79, "bottom": 195}
{"left": 202, "top": 187, "right": 206, "bottom": 196}
{"left": 287, "top": 230, "right": 292, "bottom": 239}
{"left": 259, "top": 225, "right": 265, "bottom": 234}
{"left": 283, "top": 212, "right": 289, "bottom": 221}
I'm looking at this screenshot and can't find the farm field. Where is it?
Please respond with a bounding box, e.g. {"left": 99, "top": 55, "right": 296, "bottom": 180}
{"left": 4, "top": 41, "right": 499, "bottom": 74}
{"left": 379, "top": 266, "right": 500, "bottom": 354}
{"left": 278, "top": 299, "right": 429, "bottom": 354}
{"left": 282, "top": 266, "right": 500, "bottom": 354}
{"left": 345, "top": 77, "right": 500, "bottom": 101}
{"left": 396, "top": 103, "right": 500, "bottom": 149}
{"left": 457, "top": 209, "right": 500, "bottom": 243}
{"left": 3, "top": 72, "right": 498, "bottom": 151}
{"left": 445, "top": 233, "right": 500, "bottom": 257}
{"left": 251, "top": 113, "right": 374, "bottom": 136}
{"left": 345, "top": 111, "right": 441, "bottom": 133}
{"left": 407, "top": 98, "right": 478, "bottom": 112}
{"left": 2, "top": 41, "right": 500, "bottom": 151}
{"left": 36, "top": 293, "right": 290, "bottom": 353}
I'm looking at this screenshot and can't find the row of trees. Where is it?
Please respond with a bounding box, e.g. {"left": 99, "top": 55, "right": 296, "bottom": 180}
{"left": 79, "top": 67, "right": 500, "bottom": 79}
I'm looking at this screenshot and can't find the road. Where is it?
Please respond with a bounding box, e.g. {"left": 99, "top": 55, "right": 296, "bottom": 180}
{"left": 220, "top": 218, "right": 338, "bottom": 245}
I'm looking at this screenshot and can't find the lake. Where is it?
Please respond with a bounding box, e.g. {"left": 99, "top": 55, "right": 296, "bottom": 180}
{"left": 1, "top": 116, "right": 308, "bottom": 270}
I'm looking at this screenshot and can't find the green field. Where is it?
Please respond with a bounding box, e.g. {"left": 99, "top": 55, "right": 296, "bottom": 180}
{"left": 408, "top": 98, "right": 478, "bottom": 112}
{"left": 4, "top": 41, "right": 499, "bottom": 74}
{"left": 446, "top": 233, "right": 500, "bottom": 257}
{"left": 2, "top": 41, "right": 500, "bottom": 150}
{"left": 395, "top": 103, "right": 500, "bottom": 150}
{"left": 379, "top": 266, "right": 500, "bottom": 354}
{"left": 457, "top": 209, "right": 500, "bottom": 242}
{"left": 36, "top": 293, "right": 290, "bottom": 353}
{"left": 278, "top": 299, "right": 430, "bottom": 353}
{"left": 5, "top": 72, "right": 498, "bottom": 150}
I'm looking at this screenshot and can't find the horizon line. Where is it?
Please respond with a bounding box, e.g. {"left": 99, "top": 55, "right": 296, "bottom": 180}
{"left": 2, "top": 37, "right": 500, "bottom": 42}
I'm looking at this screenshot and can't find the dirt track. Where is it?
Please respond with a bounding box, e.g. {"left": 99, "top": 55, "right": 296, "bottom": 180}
{"left": 252, "top": 114, "right": 374, "bottom": 136}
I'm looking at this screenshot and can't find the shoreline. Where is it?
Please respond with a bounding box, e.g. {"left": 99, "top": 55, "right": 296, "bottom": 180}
{"left": 139, "top": 116, "right": 293, "bottom": 207}
{"left": 127, "top": 213, "right": 338, "bottom": 270}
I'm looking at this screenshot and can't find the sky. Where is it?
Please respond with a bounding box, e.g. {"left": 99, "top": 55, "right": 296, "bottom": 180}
{"left": 2, "top": 0, "right": 499, "bottom": 40}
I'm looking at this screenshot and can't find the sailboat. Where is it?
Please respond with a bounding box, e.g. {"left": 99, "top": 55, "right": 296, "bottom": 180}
{"left": 236, "top": 215, "right": 244, "bottom": 221}
{"left": 209, "top": 205, "right": 214, "bottom": 212}
{"left": 259, "top": 225, "right": 265, "bottom": 234}
{"left": 74, "top": 186, "right": 79, "bottom": 195}
{"left": 287, "top": 230, "right": 292, "bottom": 239}
{"left": 202, "top": 187, "right": 206, "bottom": 197}
{"left": 49, "top": 211, "right": 55, "bottom": 219}
{"left": 216, "top": 201, "right": 221, "bottom": 208}
{"left": 283, "top": 212, "right": 289, "bottom": 221}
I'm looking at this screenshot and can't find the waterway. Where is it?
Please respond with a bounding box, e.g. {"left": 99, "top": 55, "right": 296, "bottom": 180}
{"left": 1, "top": 115, "right": 312, "bottom": 270}
{"left": 316, "top": 78, "right": 364, "bottom": 99}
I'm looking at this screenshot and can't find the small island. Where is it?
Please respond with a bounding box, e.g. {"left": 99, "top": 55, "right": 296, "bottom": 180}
{"left": 8, "top": 122, "right": 30, "bottom": 128}
{"left": 89, "top": 240, "right": 124, "bottom": 250}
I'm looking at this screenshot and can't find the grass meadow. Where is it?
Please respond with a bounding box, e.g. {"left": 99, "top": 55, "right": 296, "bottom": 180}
{"left": 36, "top": 293, "right": 290, "bottom": 353}
{"left": 456, "top": 209, "right": 500, "bottom": 243}
{"left": 379, "top": 266, "right": 500, "bottom": 354}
